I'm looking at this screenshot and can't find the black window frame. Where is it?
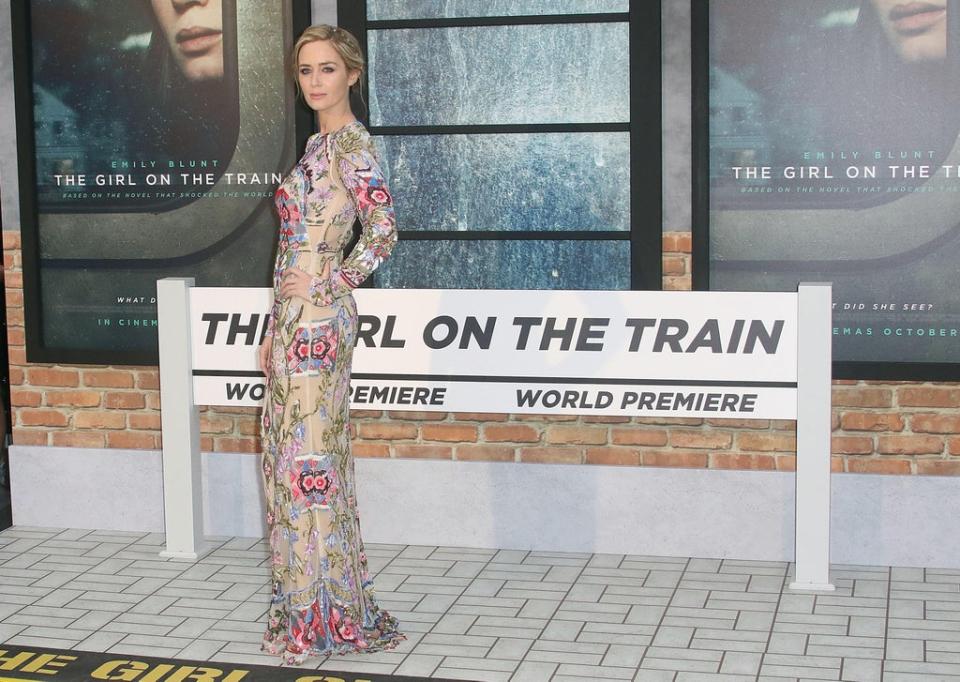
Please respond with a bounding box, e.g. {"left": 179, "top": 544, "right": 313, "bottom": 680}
{"left": 338, "top": 1, "right": 663, "bottom": 291}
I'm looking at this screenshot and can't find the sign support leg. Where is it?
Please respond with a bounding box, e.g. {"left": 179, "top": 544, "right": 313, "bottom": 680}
{"left": 790, "top": 282, "right": 834, "bottom": 591}
{"left": 157, "top": 277, "right": 208, "bottom": 559}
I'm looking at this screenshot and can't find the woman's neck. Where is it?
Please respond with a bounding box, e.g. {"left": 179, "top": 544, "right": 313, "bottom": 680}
{"left": 317, "top": 110, "right": 357, "bottom": 135}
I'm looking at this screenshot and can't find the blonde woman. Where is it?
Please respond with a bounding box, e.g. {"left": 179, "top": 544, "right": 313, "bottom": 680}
{"left": 257, "top": 24, "right": 403, "bottom": 664}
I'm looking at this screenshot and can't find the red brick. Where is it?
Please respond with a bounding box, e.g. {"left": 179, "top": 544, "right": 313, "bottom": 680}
{"left": 582, "top": 415, "right": 632, "bottom": 424}
{"left": 662, "top": 232, "right": 692, "bottom": 253}
{"left": 846, "top": 458, "right": 912, "bottom": 474}
{"left": 832, "top": 388, "right": 893, "bottom": 408}
{"left": 776, "top": 455, "right": 797, "bottom": 471}
{"left": 662, "top": 276, "right": 690, "bottom": 291}
{"left": 544, "top": 425, "right": 607, "bottom": 445}
{"left": 74, "top": 411, "right": 126, "bottom": 429}
{"left": 483, "top": 424, "right": 541, "bottom": 443}
{"left": 670, "top": 430, "right": 733, "bottom": 449}
{"left": 19, "top": 409, "right": 68, "bottom": 427}
{"left": 421, "top": 424, "right": 478, "bottom": 442}
{"left": 840, "top": 412, "right": 904, "bottom": 432}
{"left": 770, "top": 420, "right": 797, "bottom": 432}
{"left": 83, "top": 370, "right": 135, "bottom": 388}
{"left": 13, "top": 429, "right": 48, "bottom": 445}
{"left": 519, "top": 447, "right": 582, "bottom": 464}
{"left": 10, "top": 389, "right": 41, "bottom": 407}
{"left": 452, "top": 412, "right": 509, "bottom": 422}
{"left": 238, "top": 417, "right": 259, "bottom": 436}
{"left": 6, "top": 289, "right": 22, "bottom": 307}
{"left": 136, "top": 371, "right": 160, "bottom": 390}
{"left": 710, "top": 453, "right": 776, "bottom": 470}
{"left": 357, "top": 422, "right": 417, "bottom": 440}
{"left": 6, "top": 328, "right": 24, "bottom": 346}
{"left": 129, "top": 413, "right": 162, "bottom": 430}
{"left": 200, "top": 415, "right": 234, "bottom": 434}
{"left": 877, "top": 435, "right": 943, "bottom": 455}
{"left": 643, "top": 451, "right": 708, "bottom": 468}
{"left": 737, "top": 433, "right": 797, "bottom": 452}
{"left": 107, "top": 431, "right": 158, "bottom": 450}
{"left": 831, "top": 456, "right": 844, "bottom": 473}
{"left": 636, "top": 417, "right": 704, "bottom": 426}
{"left": 386, "top": 410, "right": 446, "bottom": 421}
{"left": 917, "top": 459, "right": 960, "bottom": 475}
{"left": 26, "top": 368, "right": 79, "bottom": 387}
{"left": 394, "top": 444, "right": 452, "bottom": 459}
{"left": 898, "top": 387, "right": 960, "bottom": 408}
{"left": 585, "top": 447, "right": 640, "bottom": 466}
{"left": 353, "top": 443, "right": 390, "bottom": 458}
{"left": 44, "top": 390, "right": 101, "bottom": 408}
{"left": 349, "top": 409, "right": 383, "bottom": 419}
{"left": 705, "top": 418, "right": 770, "bottom": 429}
{"left": 213, "top": 436, "right": 259, "bottom": 453}
{"left": 52, "top": 431, "right": 106, "bottom": 448}
{"left": 832, "top": 435, "right": 874, "bottom": 455}
{"left": 2, "top": 231, "right": 21, "bottom": 249}
{"left": 146, "top": 393, "right": 161, "bottom": 410}
{"left": 662, "top": 256, "right": 686, "bottom": 276}
{"left": 200, "top": 436, "right": 214, "bottom": 452}
{"left": 611, "top": 428, "right": 668, "bottom": 447}
{"left": 514, "top": 413, "right": 578, "bottom": 422}
{"left": 211, "top": 406, "right": 258, "bottom": 415}
{"left": 9, "top": 368, "right": 24, "bottom": 385}
{"left": 911, "top": 413, "right": 960, "bottom": 434}
{"left": 455, "top": 445, "right": 515, "bottom": 462}
{"left": 104, "top": 392, "right": 146, "bottom": 410}
{"left": 5, "top": 271, "right": 22, "bottom": 288}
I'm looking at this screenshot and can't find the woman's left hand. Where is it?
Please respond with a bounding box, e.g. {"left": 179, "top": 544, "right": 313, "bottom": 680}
{"left": 278, "top": 267, "right": 312, "bottom": 300}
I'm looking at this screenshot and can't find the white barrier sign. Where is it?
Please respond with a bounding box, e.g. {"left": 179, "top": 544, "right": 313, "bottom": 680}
{"left": 190, "top": 288, "right": 798, "bottom": 418}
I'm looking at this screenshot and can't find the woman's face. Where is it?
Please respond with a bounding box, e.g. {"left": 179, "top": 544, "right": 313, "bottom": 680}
{"left": 870, "top": 0, "right": 947, "bottom": 62}
{"left": 297, "top": 40, "right": 359, "bottom": 116}
{"left": 151, "top": 0, "right": 224, "bottom": 81}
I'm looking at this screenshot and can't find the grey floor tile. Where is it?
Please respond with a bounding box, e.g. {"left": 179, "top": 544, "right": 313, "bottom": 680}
{"left": 394, "top": 653, "right": 444, "bottom": 677}
{"left": 511, "top": 660, "right": 558, "bottom": 681}
{"left": 74, "top": 631, "right": 127, "bottom": 652}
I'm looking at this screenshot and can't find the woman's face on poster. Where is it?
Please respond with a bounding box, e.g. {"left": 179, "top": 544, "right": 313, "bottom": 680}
{"left": 869, "top": 0, "right": 947, "bottom": 62}
{"left": 151, "top": 0, "right": 224, "bottom": 81}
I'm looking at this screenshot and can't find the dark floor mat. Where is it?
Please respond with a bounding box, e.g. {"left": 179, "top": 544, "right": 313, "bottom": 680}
{"left": 0, "top": 644, "right": 473, "bottom": 681}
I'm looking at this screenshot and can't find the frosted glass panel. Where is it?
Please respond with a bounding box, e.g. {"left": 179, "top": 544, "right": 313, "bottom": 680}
{"left": 375, "top": 240, "right": 630, "bottom": 289}
{"left": 368, "top": 24, "right": 629, "bottom": 126}
{"left": 378, "top": 132, "right": 629, "bottom": 232}
{"left": 368, "top": 0, "right": 628, "bottom": 20}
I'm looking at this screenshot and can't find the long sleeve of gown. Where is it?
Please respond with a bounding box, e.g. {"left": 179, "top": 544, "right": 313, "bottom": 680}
{"left": 309, "top": 132, "right": 397, "bottom": 306}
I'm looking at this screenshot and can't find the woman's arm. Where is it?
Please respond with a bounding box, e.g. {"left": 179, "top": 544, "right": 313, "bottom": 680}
{"left": 309, "top": 130, "right": 398, "bottom": 306}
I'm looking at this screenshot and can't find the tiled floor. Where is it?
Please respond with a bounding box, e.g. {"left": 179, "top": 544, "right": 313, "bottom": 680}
{"left": 0, "top": 527, "right": 958, "bottom": 681}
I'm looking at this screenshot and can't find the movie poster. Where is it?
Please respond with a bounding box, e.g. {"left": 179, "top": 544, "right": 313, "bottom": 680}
{"left": 15, "top": 0, "right": 306, "bottom": 363}
{"left": 705, "top": 0, "right": 960, "bottom": 371}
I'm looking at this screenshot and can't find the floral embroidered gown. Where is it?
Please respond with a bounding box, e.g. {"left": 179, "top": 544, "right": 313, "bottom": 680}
{"left": 260, "top": 119, "right": 403, "bottom": 663}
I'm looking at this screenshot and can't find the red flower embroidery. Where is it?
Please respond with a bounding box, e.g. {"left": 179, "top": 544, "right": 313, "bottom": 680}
{"left": 312, "top": 337, "right": 331, "bottom": 360}
{"left": 328, "top": 606, "right": 364, "bottom": 645}
{"left": 369, "top": 188, "right": 391, "bottom": 205}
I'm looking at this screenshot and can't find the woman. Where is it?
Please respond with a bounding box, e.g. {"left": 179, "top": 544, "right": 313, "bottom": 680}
{"left": 257, "top": 24, "right": 403, "bottom": 664}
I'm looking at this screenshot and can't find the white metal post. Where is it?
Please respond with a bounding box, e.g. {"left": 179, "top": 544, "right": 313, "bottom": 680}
{"left": 157, "top": 277, "right": 206, "bottom": 559}
{"left": 790, "top": 282, "right": 834, "bottom": 591}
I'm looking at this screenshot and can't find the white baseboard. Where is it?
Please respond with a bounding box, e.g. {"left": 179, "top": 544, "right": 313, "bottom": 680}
{"left": 10, "top": 445, "right": 959, "bottom": 567}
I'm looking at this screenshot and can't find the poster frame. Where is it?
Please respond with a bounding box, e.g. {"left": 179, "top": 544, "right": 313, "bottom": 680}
{"left": 10, "top": 0, "right": 313, "bottom": 366}
{"left": 690, "top": 0, "right": 960, "bottom": 381}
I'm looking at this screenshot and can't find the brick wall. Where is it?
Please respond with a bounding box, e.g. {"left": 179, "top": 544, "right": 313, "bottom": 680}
{"left": 4, "top": 230, "right": 959, "bottom": 475}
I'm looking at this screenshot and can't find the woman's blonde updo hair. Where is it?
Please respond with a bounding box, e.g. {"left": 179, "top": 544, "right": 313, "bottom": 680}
{"left": 291, "top": 25, "right": 366, "bottom": 110}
